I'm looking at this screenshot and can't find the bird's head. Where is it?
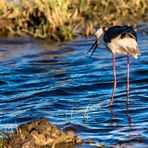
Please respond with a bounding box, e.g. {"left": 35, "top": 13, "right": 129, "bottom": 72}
{"left": 95, "top": 27, "right": 106, "bottom": 44}
{"left": 87, "top": 27, "right": 106, "bottom": 58}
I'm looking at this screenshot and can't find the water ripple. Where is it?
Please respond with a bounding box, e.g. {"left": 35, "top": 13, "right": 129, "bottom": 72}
{"left": 0, "top": 31, "right": 147, "bottom": 146}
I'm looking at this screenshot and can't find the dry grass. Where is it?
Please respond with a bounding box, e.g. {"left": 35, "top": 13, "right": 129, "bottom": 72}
{"left": 0, "top": 0, "right": 147, "bottom": 41}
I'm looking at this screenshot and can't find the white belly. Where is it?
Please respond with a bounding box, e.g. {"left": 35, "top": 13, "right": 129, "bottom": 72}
{"left": 106, "top": 35, "right": 140, "bottom": 58}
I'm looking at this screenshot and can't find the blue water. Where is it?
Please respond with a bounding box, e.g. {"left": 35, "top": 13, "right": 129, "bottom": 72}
{"left": 0, "top": 30, "right": 148, "bottom": 147}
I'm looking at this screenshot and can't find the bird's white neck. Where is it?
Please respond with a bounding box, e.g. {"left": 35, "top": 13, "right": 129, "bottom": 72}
{"left": 95, "top": 28, "right": 105, "bottom": 44}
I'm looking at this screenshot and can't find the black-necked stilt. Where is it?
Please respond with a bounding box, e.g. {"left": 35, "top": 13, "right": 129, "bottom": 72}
{"left": 87, "top": 25, "right": 140, "bottom": 106}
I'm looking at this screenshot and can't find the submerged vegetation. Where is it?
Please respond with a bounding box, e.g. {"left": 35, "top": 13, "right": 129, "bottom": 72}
{"left": 0, "top": 0, "right": 147, "bottom": 41}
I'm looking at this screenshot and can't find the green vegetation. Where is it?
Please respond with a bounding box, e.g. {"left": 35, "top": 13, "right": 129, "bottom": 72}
{"left": 0, "top": 0, "right": 147, "bottom": 41}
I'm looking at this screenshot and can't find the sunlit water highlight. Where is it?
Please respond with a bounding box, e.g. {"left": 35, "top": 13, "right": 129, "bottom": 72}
{"left": 0, "top": 29, "right": 148, "bottom": 147}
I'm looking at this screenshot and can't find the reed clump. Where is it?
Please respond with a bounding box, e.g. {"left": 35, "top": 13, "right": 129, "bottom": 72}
{"left": 0, "top": 0, "right": 147, "bottom": 41}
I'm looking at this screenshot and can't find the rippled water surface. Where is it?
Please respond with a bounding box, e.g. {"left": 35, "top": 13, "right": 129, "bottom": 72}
{"left": 0, "top": 30, "right": 148, "bottom": 147}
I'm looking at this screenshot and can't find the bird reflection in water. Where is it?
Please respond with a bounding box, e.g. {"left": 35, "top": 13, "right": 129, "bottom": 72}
{"left": 126, "top": 97, "right": 133, "bottom": 127}
{"left": 110, "top": 99, "right": 133, "bottom": 127}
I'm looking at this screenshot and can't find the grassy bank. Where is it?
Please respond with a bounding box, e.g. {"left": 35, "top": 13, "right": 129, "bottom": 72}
{"left": 0, "top": 0, "right": 147, "bottom": 41}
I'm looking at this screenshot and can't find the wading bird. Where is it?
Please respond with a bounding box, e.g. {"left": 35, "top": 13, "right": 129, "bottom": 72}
{"left": 87, "top": 25, "right": 140, "bottom": 106}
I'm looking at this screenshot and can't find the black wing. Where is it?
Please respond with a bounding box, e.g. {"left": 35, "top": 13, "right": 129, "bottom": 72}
{"left": 103, "top": 25, "right": 137, "bottom": 43}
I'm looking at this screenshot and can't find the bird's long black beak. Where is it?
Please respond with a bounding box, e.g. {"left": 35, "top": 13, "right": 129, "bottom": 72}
{"left": 87, "top": 39, "right": 98, "bottom": 58}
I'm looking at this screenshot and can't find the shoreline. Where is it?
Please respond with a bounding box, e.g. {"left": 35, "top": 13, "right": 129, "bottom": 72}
{"left": 0, "top": 0, "right": 147, "bottom": 41}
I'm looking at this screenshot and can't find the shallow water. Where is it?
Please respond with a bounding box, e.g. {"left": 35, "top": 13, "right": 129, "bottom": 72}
{"left": 0, "top": 30, "right": 148, "bottom": 147}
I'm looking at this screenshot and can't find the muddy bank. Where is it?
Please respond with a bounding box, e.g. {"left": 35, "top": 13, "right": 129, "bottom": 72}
{"left": 0, "top": 117, "right": 83, "bottom": 148}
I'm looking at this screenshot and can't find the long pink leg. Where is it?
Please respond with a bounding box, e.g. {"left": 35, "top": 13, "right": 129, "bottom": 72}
{"left": 110, "top": 53, "right": 117, "bottom": 106}
{"left": 126, "top": 54, "right": 130, "bottom": 104}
